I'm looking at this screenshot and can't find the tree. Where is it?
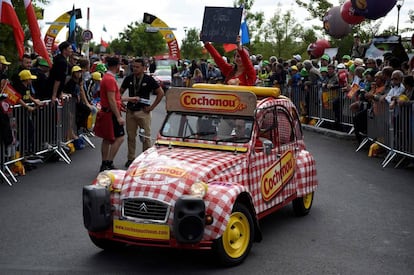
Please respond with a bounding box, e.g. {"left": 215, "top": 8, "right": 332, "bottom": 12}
{"left": 0, "top": 0, "right": 49, "bottom": 71}
{"left": 180, "top": 28, "right": 203, "bottom": 60}
{"left": 261, "top": 4, "right": 303, "bottom": 59}
{"left": 113, "top": 22, "right": 166, "bottom": 56}
{"left": 232, "top": 0, "right": 265, "bottom": 44}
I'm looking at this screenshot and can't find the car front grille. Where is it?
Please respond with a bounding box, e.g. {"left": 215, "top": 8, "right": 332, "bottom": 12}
{"left": 122, "top": 198, "right": 170, "bottom": 223}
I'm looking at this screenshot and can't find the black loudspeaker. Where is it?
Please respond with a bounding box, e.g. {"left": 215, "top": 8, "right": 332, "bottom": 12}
{"left": 173, "top": 196, "right": 205, "bottom": 243}
{"left": 83, "top": 185, "right": 112, "bottom": 232}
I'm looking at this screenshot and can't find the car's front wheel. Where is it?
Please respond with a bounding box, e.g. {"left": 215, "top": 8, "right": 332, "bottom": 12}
{"left": 292, "top": 192, "right": 314, "bottom": 216}
{"left": 215, "top": 203, "right": 254, "bottom": 266}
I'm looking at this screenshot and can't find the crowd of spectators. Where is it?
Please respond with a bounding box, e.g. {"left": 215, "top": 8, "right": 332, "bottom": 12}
{"left": 171, "top": 43, "right": 414, "bottom": 147}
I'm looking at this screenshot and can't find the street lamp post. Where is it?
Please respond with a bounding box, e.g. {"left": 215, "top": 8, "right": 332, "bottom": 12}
{"left": 396, "top": 0, "right": 404, "bottom": 35}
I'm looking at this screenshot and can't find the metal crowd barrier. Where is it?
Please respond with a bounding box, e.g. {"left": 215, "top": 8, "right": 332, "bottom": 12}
{"left": 356, "top": 101, "right": 414, "bottom": 168}
{"left": 1, "top": 96, "right": 94, "bottom": 185}
{"left": 290, "top": 84, "right": 414, "bottom": 168}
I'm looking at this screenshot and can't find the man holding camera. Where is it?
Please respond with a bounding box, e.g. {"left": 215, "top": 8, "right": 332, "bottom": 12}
{"left": 120, "top": 58, "right": 164, "bottom": 168}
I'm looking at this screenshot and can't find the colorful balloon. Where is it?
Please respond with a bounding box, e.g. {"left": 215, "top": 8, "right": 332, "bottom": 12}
{"left": 341, "top": 0, "right": 365, "bottom": 24}
{"left": 323, "top": 6, "right": 352, "bottom": 39}
{"left": 351, "top": 0, "right": 397, "bottom": 20}
{"left": 307, "top": 39, "right": 331, "bottom": 59}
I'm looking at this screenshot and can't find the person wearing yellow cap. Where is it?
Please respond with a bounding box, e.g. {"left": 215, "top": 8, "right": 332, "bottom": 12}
{"left": 86, "top": 71, "right": 102, "bottom": 100}
{"left": 12, "top": 69, "right": 42, "bottom": 110}
{"left": 0, "top": 55, "right": 12, "bottom": 90}
{"left": 289, "top": 65, "right": 301, "bottom": 106}
{"left": 64, "top": 65, "right": 94, "bottom": 138}
{"left": 12, "top": 69, "right": 43, "bottom": 154}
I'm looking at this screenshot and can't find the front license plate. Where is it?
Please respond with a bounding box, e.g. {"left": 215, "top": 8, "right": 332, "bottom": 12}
{"left": 113, "top": 220, "right": 170, "bottom": 240}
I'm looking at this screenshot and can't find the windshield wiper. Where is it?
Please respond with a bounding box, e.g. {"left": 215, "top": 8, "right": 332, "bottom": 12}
{"left": 182, "top": 131, "right": 217, "bottom": 139}
{"left": 215, "top": 136, "right": 250, "bottom": 143}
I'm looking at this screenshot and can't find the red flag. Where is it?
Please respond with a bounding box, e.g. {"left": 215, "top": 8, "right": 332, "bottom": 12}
{"left": 24, "top": 0, "right": 51, "bottom": 66}
{"left": 223, "top": 43, "right": 237, "bottom": 53}
{"left": 100, "top": 37, "right": 109, "bottom": 48}
{"left": 0, "top": 0, "right": 25, "bottom": 58}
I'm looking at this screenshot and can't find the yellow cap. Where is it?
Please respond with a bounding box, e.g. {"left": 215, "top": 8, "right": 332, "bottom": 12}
{"left": 291, "top": 65, "right": 298, "bottom": 71}
{"left": 0, "top": 55, "right": 11, "bottom": 65}
{"left": 19, "top": 70, "right": 37, "bottom": 81}
{"left": 71, "top": 65, "right": 82, "bottom": 73}
{"left": 399, "top": 94, "right": 409, "bottom": 102}
{"left": 91, "top": 72, "right": 102, "bottom": 81}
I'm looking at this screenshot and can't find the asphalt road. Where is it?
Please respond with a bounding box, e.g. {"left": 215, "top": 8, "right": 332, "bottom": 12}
{"left": 0, "top": 95, "right": 413, "bottom": 274}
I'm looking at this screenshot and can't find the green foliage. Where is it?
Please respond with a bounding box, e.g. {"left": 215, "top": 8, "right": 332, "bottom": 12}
{"left": 260, "top": 4, "right": 304, "bottom": 59}
{"left": 113, "top": 22, "right": 166, "bottom": 56}
{"left": 233, "top": 0, "right": 265, "bottom": 42}
{"left": 294, "top": 0, "right": 333, "bottom": 21}
{"left": 180, "top": 28, "right": 204, "bottom": 60}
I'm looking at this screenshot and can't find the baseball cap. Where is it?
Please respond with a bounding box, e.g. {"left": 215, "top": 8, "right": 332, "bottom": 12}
{"left": 336, "top": 63, "right": 346, "bottom": 69}
{"left": 320, "top": 67, "right": 328, "bottom": 73}
{"left": 291, "top": 65, "right": 298, "bottom": 71}
{"left": 321, "top": 54, "right": 330, "bottom": 61}
{"left": 19, "top": 70, "right": 37, "bottom": 80}
{"left": 38, "top": 58, "right": 50, "bottom": 67}
{"left": 91, "top": 72, "right": 102, "bottom": 81}
{"left": 0, "top": 55, "right": 11, "bottom": 65}
{"left": 95, "top": 63, "right": 107, "bottom": 73}
{"left": 262, "top": 60, "right": 270, "bottom": 66}
{"left": 71, "top": 65, "right": 82, "bottom": 73}
{"left": 293, "top": 54, "right": 302, "bottom": 61}
{"left": 342, "top": 55, "right": 351, "bottom": 60}
{"left": 300, "top": 68, "right": 308, "bottom": 77}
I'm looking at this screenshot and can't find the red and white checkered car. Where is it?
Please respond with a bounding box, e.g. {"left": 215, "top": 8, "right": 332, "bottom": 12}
{"left": 83, "top": 84, "right": 318, "bottom": 266}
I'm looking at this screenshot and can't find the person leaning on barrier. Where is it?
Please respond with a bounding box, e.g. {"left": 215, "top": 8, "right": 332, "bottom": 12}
{"left": 63, "top": 65, "right": 93, "bottom": 136}
{"left": 13, "top": 70, "right": 43, "bottom": 154}
{"left": 380, "top": 70, "right": 405, "bottom": 105}
{"left": 363, "top": 71, "right": 387, "bottom": 118}
{"left": 30, "top": 58, "right": 50, "bottom": 97}
{"left": 45, "top": 41, "right": 73, "bottom": 102}
{"left": 120, "top": 58, "right": 164, "bottom": 168}
{"left": 323, "top": 64, "right": 339, "bottom": 89}
{"left": 396, "top": 75, "right": 414, "bottom": 107}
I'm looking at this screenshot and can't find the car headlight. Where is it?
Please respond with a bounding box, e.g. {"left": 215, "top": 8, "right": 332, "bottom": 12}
{"left": 96, "top": 171, "right": 115, "bottom": 189}
{"left": 190, "top": 181, "right": 208, "bottom": 198}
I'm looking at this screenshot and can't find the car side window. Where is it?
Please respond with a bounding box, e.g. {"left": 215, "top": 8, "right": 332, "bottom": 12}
{"left": 276, "top": 107, "right": 295, "bottom": 145}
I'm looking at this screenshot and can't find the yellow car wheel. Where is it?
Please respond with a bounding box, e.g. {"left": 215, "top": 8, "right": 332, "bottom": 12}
{"left": 215, "top": 203, "right": 254, "bottom": 266}
{"left": 292, "top": 192, "right": 314, "bottom": 216}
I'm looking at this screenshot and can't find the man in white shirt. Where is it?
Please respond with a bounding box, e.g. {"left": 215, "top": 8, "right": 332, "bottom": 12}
{"left": 382, "top": 70, "right": 405, "bottom": 104}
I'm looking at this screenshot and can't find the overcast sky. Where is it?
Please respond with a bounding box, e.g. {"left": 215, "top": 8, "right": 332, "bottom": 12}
{"left": 39, "top": 0, "right": 413, "bottom": 47}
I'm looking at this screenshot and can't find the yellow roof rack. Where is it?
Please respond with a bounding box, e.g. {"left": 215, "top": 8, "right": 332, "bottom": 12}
{"left": 192, "top": 84, "right": 280, "bottom": 98}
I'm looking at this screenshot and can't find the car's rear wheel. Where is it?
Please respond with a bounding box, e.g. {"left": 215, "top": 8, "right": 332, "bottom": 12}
{"left": 292, "top": 192, "right": 314, "bottom": 216}
{"left": 215, "top": 203, "right": 254, "bottom": 266}
{"left": 89, "top": 234, "right": 125, "bottom": 250}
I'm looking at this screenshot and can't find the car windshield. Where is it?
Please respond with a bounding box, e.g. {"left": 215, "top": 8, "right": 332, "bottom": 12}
{"left": 161, "top": 112, "right": 253, "bottom": 143}
{"left": 155, "top": 69, "right": 171, "bottom": 76}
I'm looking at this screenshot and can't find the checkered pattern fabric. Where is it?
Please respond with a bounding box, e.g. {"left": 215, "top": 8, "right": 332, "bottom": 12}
{"left": 101, "top": 95, "right": 318, "bottom": 241}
